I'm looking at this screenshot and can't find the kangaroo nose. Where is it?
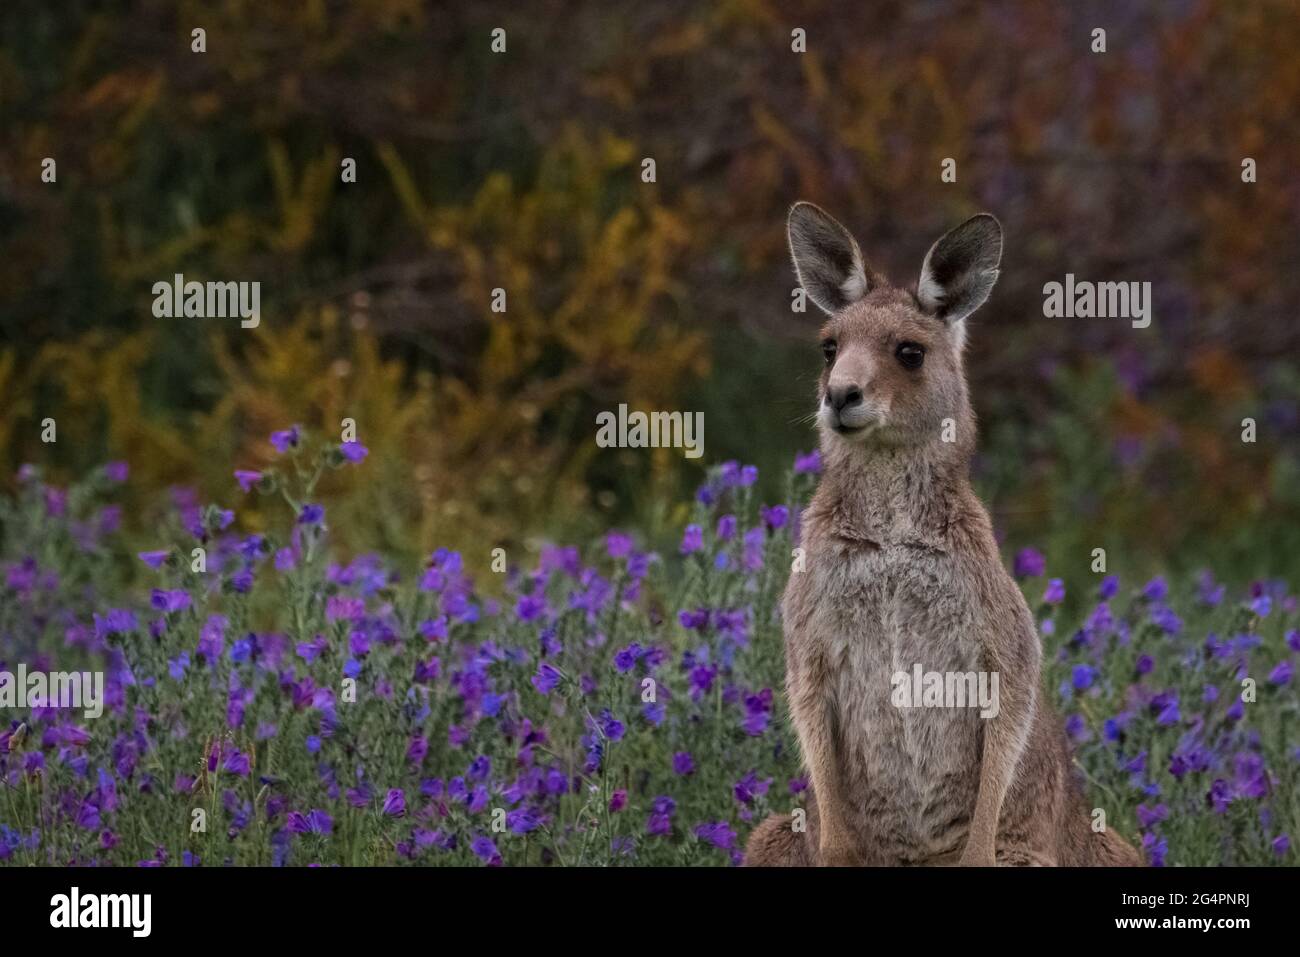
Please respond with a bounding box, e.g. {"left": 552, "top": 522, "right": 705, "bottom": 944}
{"left": 827, "top": 385, "right": 863, "bottom": 412}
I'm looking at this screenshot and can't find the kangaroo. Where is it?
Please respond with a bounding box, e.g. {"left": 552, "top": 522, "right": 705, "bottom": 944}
{"left": 744, "top": 204, "right": 1141, "bottom": 867}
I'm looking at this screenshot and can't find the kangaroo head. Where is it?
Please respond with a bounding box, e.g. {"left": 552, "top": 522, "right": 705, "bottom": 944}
{"left": 787, "top": 202, "right": 1002, "bottom": 451}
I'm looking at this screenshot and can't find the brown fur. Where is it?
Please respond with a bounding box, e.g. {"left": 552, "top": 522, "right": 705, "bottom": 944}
{"left": 744, "top": 205, "right": 1141, "bottom": 868}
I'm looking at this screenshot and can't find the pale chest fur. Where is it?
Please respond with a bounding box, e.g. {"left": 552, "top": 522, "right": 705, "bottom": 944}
{"left": 785, "top": 536, "right": 989, "bottom": 858}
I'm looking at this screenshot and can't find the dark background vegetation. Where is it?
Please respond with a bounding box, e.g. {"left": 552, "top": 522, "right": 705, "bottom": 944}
{"left": 2, "top": 0, "right": 1297, "bottom": 584}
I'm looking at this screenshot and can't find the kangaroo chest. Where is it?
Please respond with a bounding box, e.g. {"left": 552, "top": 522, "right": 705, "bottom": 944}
{"left": 797, "top": 541, "right": 988, "bottom": 856}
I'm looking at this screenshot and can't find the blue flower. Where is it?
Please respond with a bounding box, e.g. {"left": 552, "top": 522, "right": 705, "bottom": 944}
{"left": 270, "top": 426, "right": 301, "bottom": 453}
{"left": 150, "top": 589, "right": 191, "bottom": 613}
{"left": 1142, "top": 576, "right": 1168, "bottom": 601}
{"left": 597, "top": 710, "right": 625, "bottom": 741}
{"left": 532, "top": 663, "right": 561, "bottom": 695}
{"left": 1071, "top": 664, "right": 1097, "bottom": 692}
{"left": 680, "top": 524, "right": 703, "bottom": 555}
{"left": 340, "top": 441, "right": 369, "bottom": 463}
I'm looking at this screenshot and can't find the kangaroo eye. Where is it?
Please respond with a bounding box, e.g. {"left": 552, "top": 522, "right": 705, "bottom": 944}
{"left": 896, "top": 342, "right": 925, "bottom": 370}
{"left": 822, "top": 340, "right": 837, "bottom": 364}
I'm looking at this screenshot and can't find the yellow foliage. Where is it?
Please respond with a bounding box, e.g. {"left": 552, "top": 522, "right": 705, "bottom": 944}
{"left": 2, "top": 126, "right": 709, "bottom": 566}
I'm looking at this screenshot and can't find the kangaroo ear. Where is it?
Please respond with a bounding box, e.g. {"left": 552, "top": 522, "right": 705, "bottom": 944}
{"left": 916, "top": 213, "right": 1002, "bottom": 331}
{"left": 787, "top": 202, "right": 876, "bottom": 315}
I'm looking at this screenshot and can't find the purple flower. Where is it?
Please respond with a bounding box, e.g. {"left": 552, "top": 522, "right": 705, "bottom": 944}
{"left": 468, "top": 755, "right": 491, "bottom": 782}
{"left": 1198, "top": 570, "right": 1224, "bottom": 607}
{"left": 688, "top": 663, "right": 717, "bottom": 700}
{"left": 1064, "top": 713, "right": 1088, "bottom": 742}
{"left": 515, "top": 593, "right": 546, "bottom": 622}
{"left": 1150, "top": 605, "right": 1182, "bottom": 635}
{"left": 138, "top": 550, "right": 169, "bottom": 569}
{"left": 761, "top": 505, "right": 789, "bottom": 530}
{"left": 223, "top": 750, "right": 251, "bottom": 776}
{"left": 198, "top": 614, "right": 228, "bottom": 660}
{"left": 646, "top": 796, "right": 677, "bottom": 836}
{"left": 234, "top": 470, "right": 262, "bottom": 492}
{"left": 1233, "top": 753, "right": 1268, "bottom": 799}
{"left": 597, "top": 710, "right": 625, "bottom": 741}
{"left": 674, "top": 608, "right": 707, "bottom": 633}
{"left": 339, "top": 442, "right": 369, "bottom": 463}
{"left": 1268, "top": 660, "right": 1293, "bottom": 686}
{"left": 614, "top": 643, "right": 642, "bottom": 673}
{"left": 298, "top": 503, "right": 324, "bottom": 525}
{"left": 733, "top": 770, "right": 771, "bottom": 805}
{"left": 231, "top": 634, "right": 256, "bottom": 664}
{"left": 1136, "top": 803, "right": 1168, "bottom": 828}
{"left": 420, "top": 617, "right": 448, "bottom": 642}
{"left": 742, "top": 688, "right": 773, "bottom": 736}
{"left": 507, "top": 808, "right": 543, "bottom": 834}
{"left": 1071, "top": 664, "right": 1097, "bottom": 692}
{"left": 532, "top": 663, "right": 561, "bottom": 695}
{"left": 1226, "top": 697, "right": 1245, "bottom": 722}
{"left": 1142, "top": 832, "right": 1168, "bottom": 867}
{"left": 76, "top": 802, "right": 101, "bottom": 831}
{"left": 383, "top": 789, "right": 406, "bottom": 817}
{"left": 1142, "top": 576, "right": 1168, "bottom": 601}
{"left": 1098, "top": 574, "right": 1119, "bottom": 600}
{"left": 1135, "top": 654, "right": 1154, "bottom": 676}
{"left": 1156, "top": 698, "right": 1181, "bottom": 726}
{"left": 673, "top": 752, "right": 695, "bottom": 776}
{"left": 680, "top": 524, "right": 703, "bottom": 555}
{"left": 605, "top": 531, "right": 633, "bottom": 558}
{"left": 1013, "top": 547, "right": 1045, "bottom": 578}
{"left": 166, "top": 651, "right": 190, "bottom": 680}
{"left": 1273, "top": 834, "right": 1291, "bottom": 856}
{"left": 37, "top": 487, "right": 68, "bottom": 521}
{"left": 104, "top": 461, "right": 129, "bottom": 482}
{"left": 1042, "top": 578, "right": 1065, "bottom": 604}
{"left": 413, "top": 657, "right": 440, "bottom": 683}
{"left": 1252, "top": 595, "right": 1272, "bottom": 618}
{"left": 270, "top": 426, "right": 301, "bottom": 453}
{"left": 694, "top": 821, "right": 738, "bottom": 850}
{"left": 326, "top": 596, "right": 364, "bottom": 621}
{"left": 1085, "top": 602, "right": 1113, "bottom": 636}
{"left": 742, "top": 526, "right": 765, "bottom": 571}
{"left": 470, "top": 835, "right": 501, "bottom": 865}
{"left": 288, "top": 809, "right": 333, "bottom": 835}
{"left": 793, "top": 449, "right": 821, "bottom": 474}
{"left": 151, "top": 588, "right": 191, "bottom": 613}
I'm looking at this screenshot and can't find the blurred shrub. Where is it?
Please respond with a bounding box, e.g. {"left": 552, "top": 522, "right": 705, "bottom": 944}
{"left": 1, "top": 0, "right": 1298, "bottom": 579}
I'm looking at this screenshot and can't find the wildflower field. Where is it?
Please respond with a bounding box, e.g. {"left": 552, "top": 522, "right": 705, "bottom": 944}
{"left": 0, "top": 431, "right": 1295, "bottom": 867}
